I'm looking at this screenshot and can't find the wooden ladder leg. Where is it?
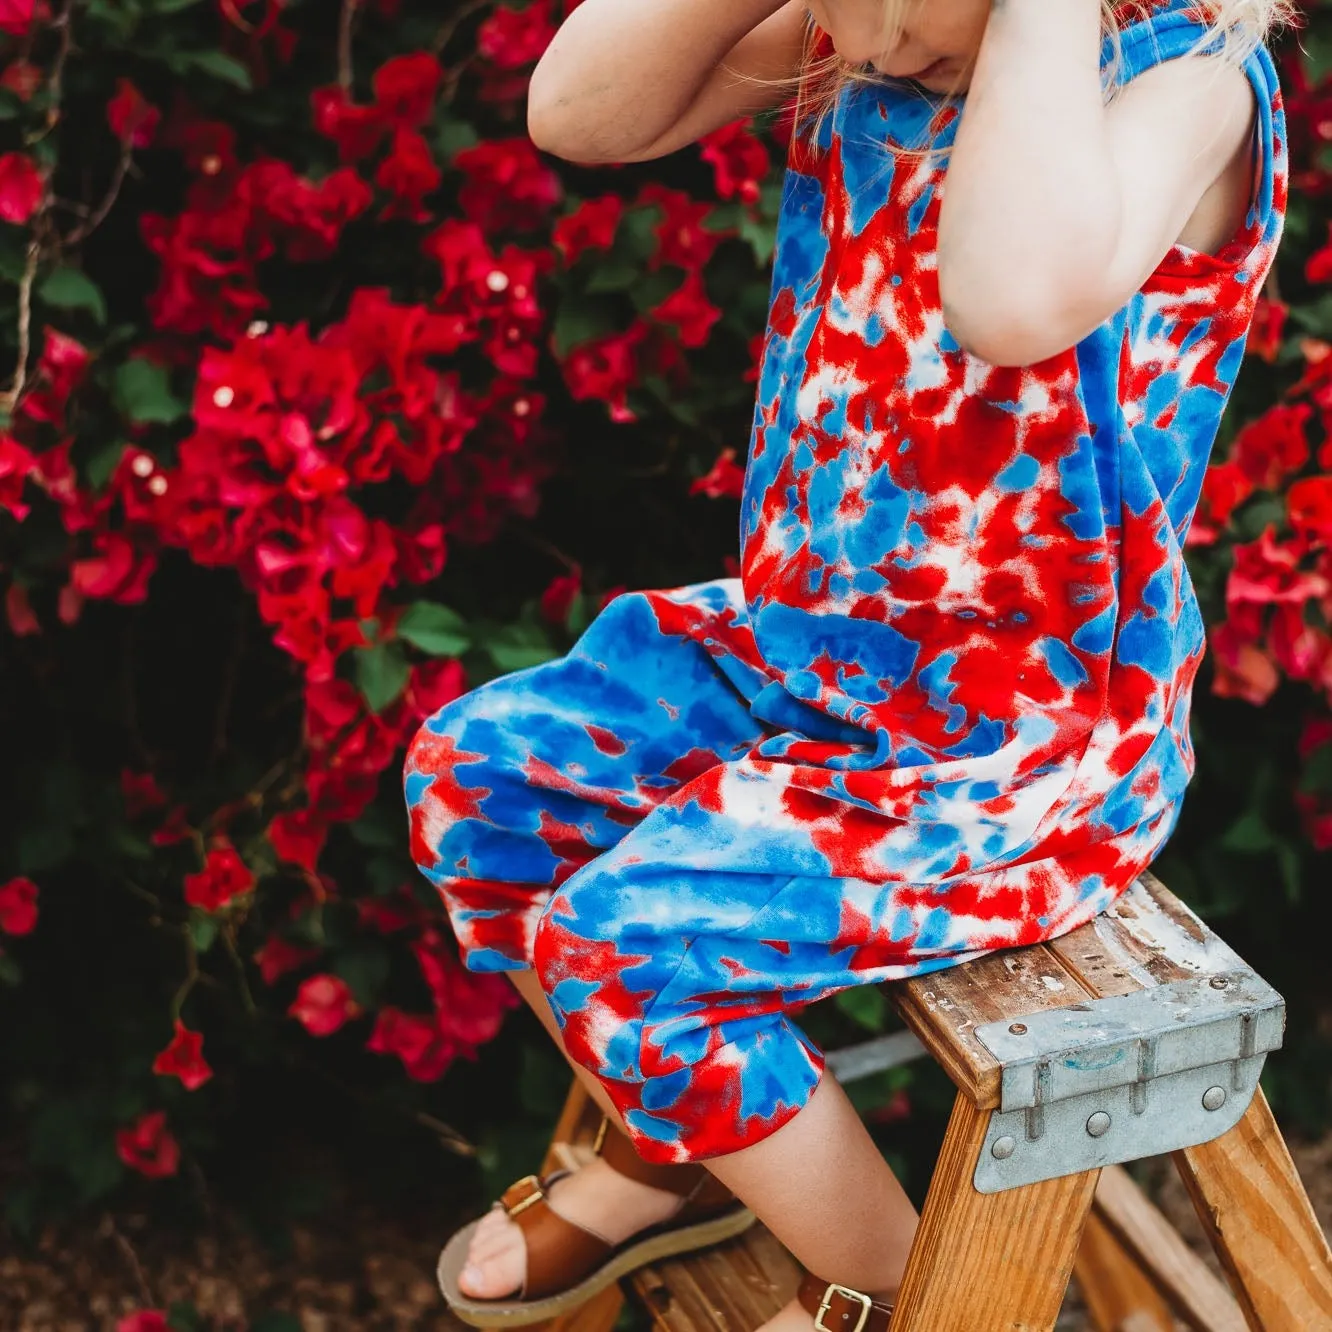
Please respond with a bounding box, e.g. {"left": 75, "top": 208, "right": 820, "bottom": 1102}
{"left": 529, "top": 1080, "right": 627, "bottom": 1332}
{"left": 891, "top": 1092, "right": 1099, "bottom": 1332}
{"left": 1075, "top": 1206, "right": 1176, "bottom": 1332}
{"left": 1074, "top": 1164, "right": 1246, "bottom": 1332}
{"left": 1172, "top": 1086, "right": 1332, "bottom": 1331}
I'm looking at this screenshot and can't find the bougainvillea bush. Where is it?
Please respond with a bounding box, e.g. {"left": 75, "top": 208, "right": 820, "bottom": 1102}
{"left": 1, "top": 0, "right": 1331, "bottom": 1226}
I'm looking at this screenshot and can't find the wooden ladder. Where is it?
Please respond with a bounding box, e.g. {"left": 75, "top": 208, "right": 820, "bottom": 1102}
{"left": 523, "top": 874, "right": 1332, "bottom": 1332}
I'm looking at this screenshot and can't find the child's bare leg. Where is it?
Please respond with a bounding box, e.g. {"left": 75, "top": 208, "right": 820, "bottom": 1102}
{"left": 706, "top": 1075, "right": 918, "bottom": 1319}
{"left": 462, "top": 974, "right": 917, "bottom": 1325}
{"left": 459, "top": 970, "right": 685, "bottom": 1298}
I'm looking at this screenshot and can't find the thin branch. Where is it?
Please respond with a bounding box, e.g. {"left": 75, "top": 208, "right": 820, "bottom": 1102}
{"left": 170, "top": 932, "right": 200, "bottom": 1021}
{"left": 337, "top": 0, "right": 360, "bottom": 91}
{"left": 65, "top": 144, "right": 133, "bottom": 248}
{"left": 0, "top": 237, "right": 40, "bottom": 417}
{"left": 98, "top": 1213, "right": 156, "bottom": 1307}
{"left": 432, "top": 0, "right": 491, "bottom": 57}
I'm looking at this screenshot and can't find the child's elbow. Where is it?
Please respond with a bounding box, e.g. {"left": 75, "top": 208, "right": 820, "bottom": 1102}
{"left": 940, "top": 280, "right": 1090, "bottom": 369}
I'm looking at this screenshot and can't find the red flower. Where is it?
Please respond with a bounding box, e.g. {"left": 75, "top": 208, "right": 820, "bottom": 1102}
{"left": 268, "top": 808, "right": 328, "bottom": 871}
{"left": 376, "top": 129, "right": 441, "bottom": 221}
{"left": 372, "top": 53, "right": 441, "bottom": 127}
{"left": 6, "top": 583, "right": 39, "bottom": 637}
{"left": 403, "top": 658, "right": 467, "bottom": 722}
{"left": 311, "top": 86, "right": 388, "bottom": 161}
{"left": 115, "top": 1111, "right": 181, "bottom": 1179}
{"left": 1188, "top": 460, "right": 1253, "bottom": 547}
{"left": 152, "top": 1021, "right": 213, "bottom": 1091}
{"left": 1209, "top": 623, "right": 1280, "bottom": 706}
{"left": 477, "top": 0, "right": 558, "bottom": 69}
{"left": 638, "top": 185, "right": 723, "bottom": 270}
{"left": 560, "top": 324, "right": 646, "bottom": 423}
{"left": 540, "top": 569, "right": 581, "bottom": 625}
{"left": 453, "top": 138, "right": 561, "bottom": 232}
{"left": 0, "top": 433, "right": 35, "bottom": 521}
{"left": 651, "top": 271, "right": 722, "bottom": 348}
{"left": 1306, "top": 224, "right": 1332, "bottom": 284}
{"left": 699, "top": 120, "right": 771, "bottom": 204}
{"left": 0, "top": 151, "right": 43, "bottom": 224}
{"left": 1288, "top": 475, "right": 1332, "bottom": 539}
{"left": 254, "top": 935, "right": 320, "bottom": 985}
{"left": 107, "top": 79, "right": 161, "bottom": 148}
{"left": 692, "top": 448, "right": 746, "bottom": 500}
{"left": 0, "top": 0, "right": 34, "bottom": 36}
{"left": 121, "top": 769, "right": 168, "bottom": 819}
{"left": 1232, "top": 403, "right": 1311, "bottom": 489}
{"left": 288, "top": 973, "right": 360, "bottom": 1036}
{"left": 552, "top": 195, "right": 623, "bottom": 263}
{"left": 0, "top": 60, "right": 42, "bottom": 100}
{"left": 367, "top": 1008, "right": 455, "bottom": 1082}
{"left": 117, "top": 1313, "right": 170, "bottom": 1332}
{"left": 1247, "top": 294, "right": 1288, "bottom": 363}
{"left": 412, "top": 927, "right": 517, "bottom": 1050}
{"left": 183, "top": 842, "right": 255, "bottom": 912}
{"left": 0, "top": 877, "right": 39, "bottom": 936}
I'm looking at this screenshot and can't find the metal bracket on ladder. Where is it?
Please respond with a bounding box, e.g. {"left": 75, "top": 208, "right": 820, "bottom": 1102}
{"left": 970, "top": 969, "right": 1285, "bottom": 1193}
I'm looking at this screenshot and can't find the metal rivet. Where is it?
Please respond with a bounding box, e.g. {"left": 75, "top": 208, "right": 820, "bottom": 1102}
{"left": 991, "top": 1135, "right": 1017, "bottom": 1160}
{"left": 1086, "top": 1111, "right": 1112, "bottom": 1138}
{"left": 1008, "top": 1023, "right": 1028, "bottom": 1035}
{"left": 1202, "top": 1086, "right": 1227, "bottom": 1112}
{"left": 1209, "top": 975, "right": 1229, "bottom": 990}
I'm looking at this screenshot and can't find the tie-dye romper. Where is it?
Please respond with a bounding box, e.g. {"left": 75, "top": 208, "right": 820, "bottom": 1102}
{"left": 405, "top": 2, "right": 1287, "bottom": 1163}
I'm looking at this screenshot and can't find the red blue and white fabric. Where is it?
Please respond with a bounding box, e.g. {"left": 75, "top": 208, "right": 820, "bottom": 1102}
{"left": 405, "top": 1, "right": 1286, "bottom": 1163}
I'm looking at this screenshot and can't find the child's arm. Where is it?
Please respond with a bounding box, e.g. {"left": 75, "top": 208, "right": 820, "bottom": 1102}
{"left": 937, "top": 0, "right": 1257, "bottom": 368}
{"left": 527, "top": 0, "right": 806, "bottom": 165}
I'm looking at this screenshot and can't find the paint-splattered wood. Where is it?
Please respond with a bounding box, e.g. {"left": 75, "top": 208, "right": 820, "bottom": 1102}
{"left": 1174, "top": 1088, "right": 1332, "bottom": 1330}
{"left": 892, "top": 1091, "right": 1099, "bottom": 1330}
{"left": 888, "top": 942, "right": 1096, "bottom": 1109}
{"left": 631, "top": 1225, "right": 799, "bottom": 1332}
{"left": 1048, "top": 874, "right": 1248, "bottom": 999}
{"left": 1074, "top": 1207, "right": 1176, "bottom": 1332}
{"left": 1089, "top": 1164, "right": 1245, "bottom": 1331}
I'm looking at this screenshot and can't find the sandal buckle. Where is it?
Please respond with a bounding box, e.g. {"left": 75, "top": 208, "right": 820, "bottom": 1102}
{"left": 815, "top": 1284, "right": 873, "bottom": 1332}
{"left": 505, "top": 1175, "right": 545, "bottom": 1218}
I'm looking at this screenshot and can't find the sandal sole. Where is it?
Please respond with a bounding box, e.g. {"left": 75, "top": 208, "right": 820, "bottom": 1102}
{"left": 438, "top": 1204, "right": 758, "bottom": 1328}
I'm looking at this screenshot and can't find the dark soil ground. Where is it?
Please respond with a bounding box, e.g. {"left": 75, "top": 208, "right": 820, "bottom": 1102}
{"left": 2, "top": 1135, "right": 1329, "bottom": 1332}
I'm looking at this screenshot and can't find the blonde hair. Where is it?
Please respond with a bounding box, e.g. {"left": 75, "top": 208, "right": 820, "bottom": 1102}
{"left": 793, "top": 0, "right": 1296, "bottom": 144}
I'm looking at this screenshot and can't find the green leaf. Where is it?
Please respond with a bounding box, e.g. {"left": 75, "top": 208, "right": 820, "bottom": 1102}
{"left": 1220, "top": 809, "right": 1273, "bottom": 854}
{"left": 147, "top": 0, "right": 205, "bottom": 11}
{"left": 249, "top": 1315, "right": 303, "bottom": 1332}
{"left": 550, "top": 295, "right": 621, "bottom": 359}
{"left": 583, "top": 259, "right": 640, "bottom": 295}
{"left": 334, "top": 940, "right": 391, "bottom": 1007}
{"left": 171, "top": 50, "right": 253, "bottom": 89}
{"left": 85, "top": 442, "right": 127, "bottom": 492}
{"left": 355, "top": 642, "right": 410, "bottom": 713}
{"left": 835, "top": 986, "right": 889, "bottom": 1032}
{"left": 437, "top": 118, "right": 480, "bottom": 158}
{"left": 113, "top": 359, "right": 188, "bottom": 425}
{"left": 38, "top": 268, "right": 108, "bottom": 324}
{"left": 0, "top": 953, "right": 21, "bottom": 987}
{"left": 396, "top": 602, "right": 472, "bottom": 656}
{"left": 483, "top": 623, "right": 559, "bottom": 674}
{"left": 189, "top": 910, "right": 220, "bottom": 955}
{"left": 167, "top": 1304, "right": 205, "bottom": 1332}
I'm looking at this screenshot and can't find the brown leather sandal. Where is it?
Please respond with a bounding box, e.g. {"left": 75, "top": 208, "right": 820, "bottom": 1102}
{"left": 796, "top": 1271, "right": 895, "bottom": 1332}
{"left": 437, "top": 1116, "right": 756, "bottom": 1327}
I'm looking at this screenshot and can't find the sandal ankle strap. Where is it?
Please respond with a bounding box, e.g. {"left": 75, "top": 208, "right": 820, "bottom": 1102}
{"left": 797, "top": 1273, "right": 895, "bottom": 1332}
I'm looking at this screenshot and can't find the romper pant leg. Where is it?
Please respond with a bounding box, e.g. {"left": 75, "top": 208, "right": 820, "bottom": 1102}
{"left": 534, "top": 758, "right": 1147, "bottom": 1165}
{"left": 404, "top": 586, "right": 769, "bottom": 972}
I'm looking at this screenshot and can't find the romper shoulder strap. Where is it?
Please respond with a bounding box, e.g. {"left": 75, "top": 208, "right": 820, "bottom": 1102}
{"left": 1107, "top": 0, "right": 1287, "bottom": 263}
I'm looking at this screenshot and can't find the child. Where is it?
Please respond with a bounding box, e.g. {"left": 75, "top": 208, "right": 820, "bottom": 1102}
{"left": 406, "top": 1, "right": 1289, "bottom": 1327}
